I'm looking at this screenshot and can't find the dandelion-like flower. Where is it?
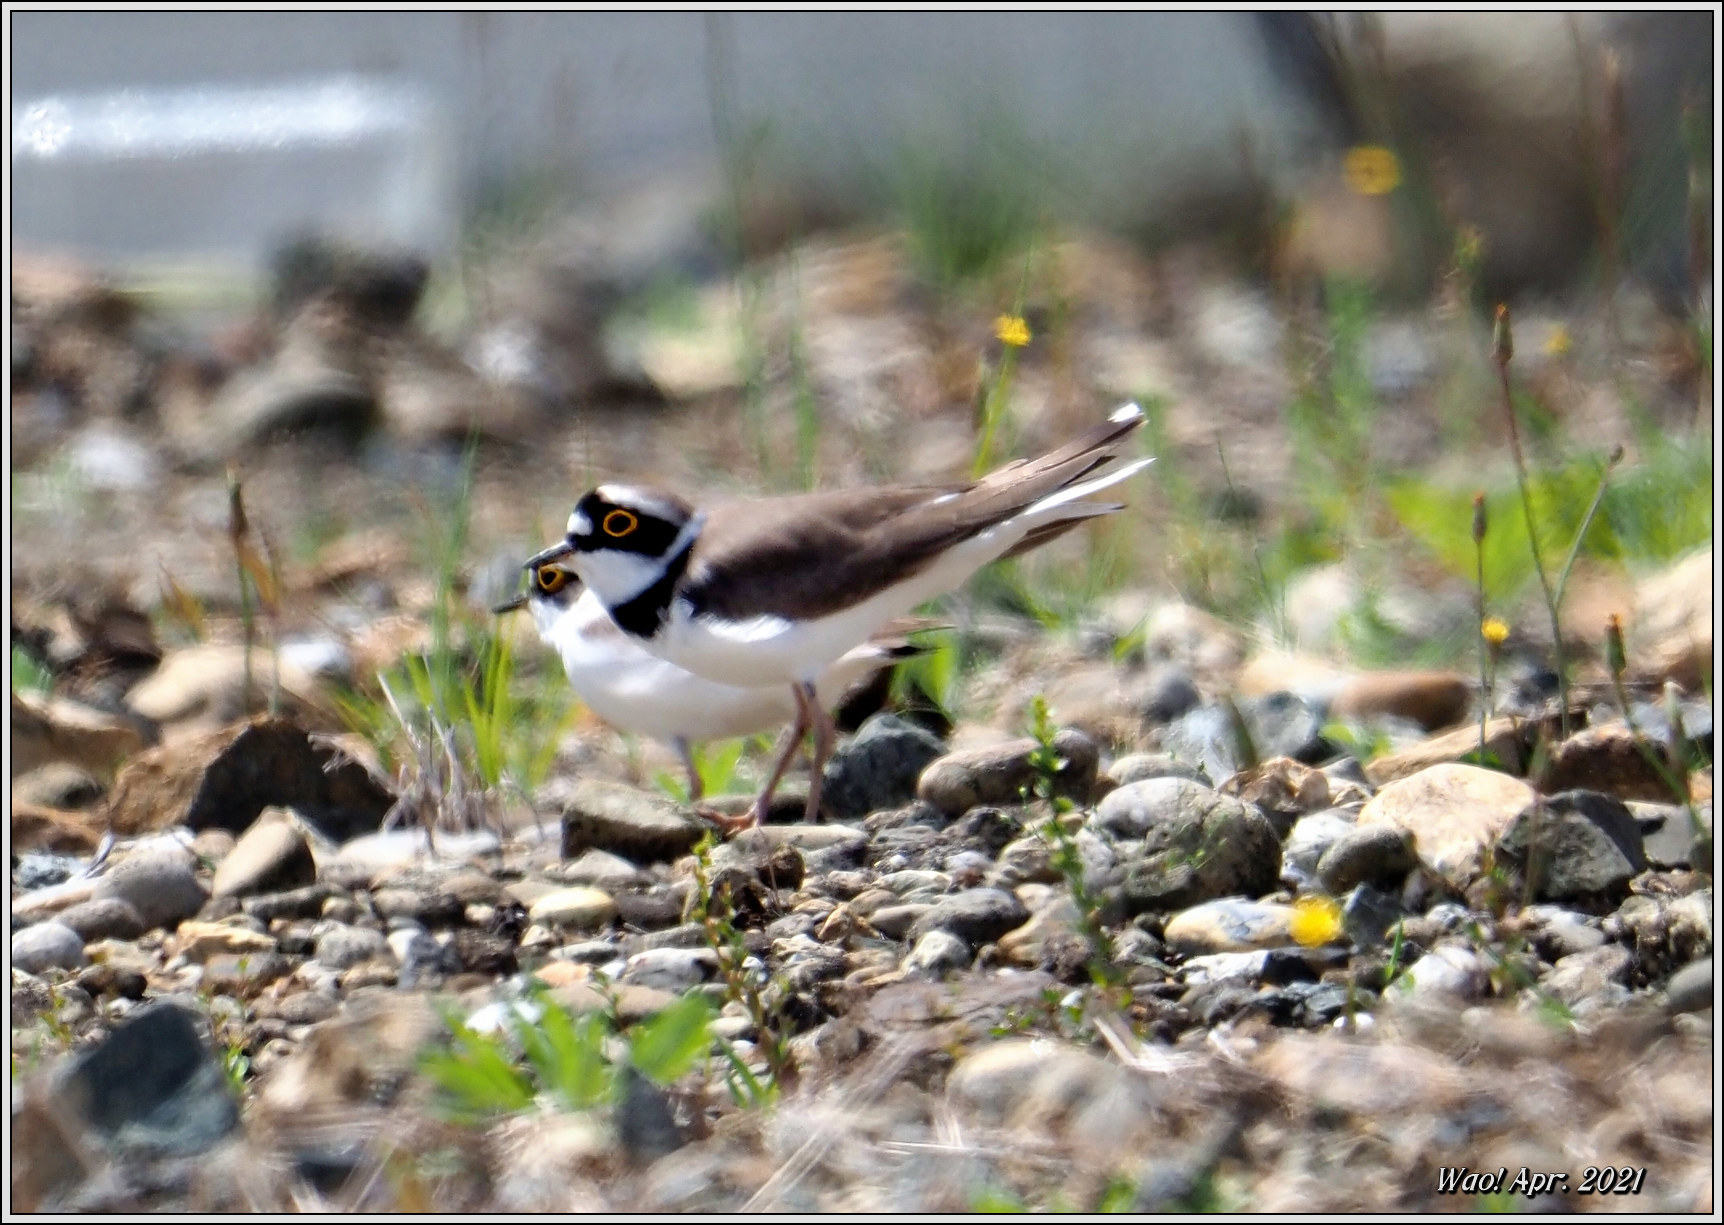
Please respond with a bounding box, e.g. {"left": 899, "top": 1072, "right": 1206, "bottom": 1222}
{"left": 994, "top": 314, "right": 1031, "bottom": 348}
{"left": 1543, "top": 324, "right": 1572, "bottom": 357}
{"left": 1344, "top": 145, "right": 1401, "bottom": 196}
{"left": 1290, "top": 895, "right": 1344, "bottom": 948}
{"left": 1481, "top": 617, "right": 1510, "bottom": 646}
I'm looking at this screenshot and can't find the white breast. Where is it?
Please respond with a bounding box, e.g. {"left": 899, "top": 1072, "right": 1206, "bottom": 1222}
{"left": 534, "top": 590, "right": 885, "bottom": 742}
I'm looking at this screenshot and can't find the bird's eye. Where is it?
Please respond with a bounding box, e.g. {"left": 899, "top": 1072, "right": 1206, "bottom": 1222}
{"left": 603, "top": 509, "right": 639, "bottom": 538}
{"left": 536, "top": 566, "right": 568, "bottom": 594}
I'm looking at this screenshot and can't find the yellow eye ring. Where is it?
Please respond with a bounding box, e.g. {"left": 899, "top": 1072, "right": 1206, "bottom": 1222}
{"left": 602, "top": 509, "right": 638, "bottom": 537}
{"left": 536, "top": 565, "right": 568, "bottom": 594}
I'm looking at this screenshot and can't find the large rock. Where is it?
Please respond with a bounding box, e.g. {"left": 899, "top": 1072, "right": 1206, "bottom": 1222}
{"left": 211, "top": 807, "right": 318, "bottom": 899}
{"left": 103, "top": 717, "right": 395, "bottom": 840}
{"left": 1495, "top": 791, "right": 1648, "bottom": 904}
{"left": 1280, "top": 808, "right": 1359, "bottom": 891}
{"left": 1316, "top": 824, "right": 1418, "bottom": 894}
{"left": 820, "top": 713, "right": 948, "bottom": 821}
{"left": 558, "top": 779, "right": 707, "bottom": 863}
{"left": 916, "top": 730, "right": 1099, "bottom": 816}
{"left": 1114, "top": 784, "right": 1282, "bottom": 914}
{"left": 1356, "top": 763, "right": 1536, "bottom": 886}
{"left": 56, "top": 1001, "right": 239, "bottom": 1156}
{"left": 1632, "top": 801, "right": 1713, "bottom": 870}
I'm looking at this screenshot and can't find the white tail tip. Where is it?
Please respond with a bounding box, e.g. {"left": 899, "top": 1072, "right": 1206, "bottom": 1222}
{"left": 1110, "top": 401, "right": 1144, "bottom": 424}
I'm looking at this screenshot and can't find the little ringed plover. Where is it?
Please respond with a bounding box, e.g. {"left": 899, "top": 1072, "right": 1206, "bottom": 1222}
{"left": 495, "top": 562, "right": 925, "bottom": 804}
{"left": 525, "top": 401, "right": 1151, "bottom": 828}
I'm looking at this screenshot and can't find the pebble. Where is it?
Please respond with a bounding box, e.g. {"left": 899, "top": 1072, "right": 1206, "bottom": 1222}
{"left": 1281, "top": 808, "right": 1359, "bottom": 891}
{"left": 915, "top": 730, "right": 1099, "bottom": 816}
{"left": 552, "top": 850, "right": 649, "bottom": 889}
{"left": 210, "top": 808, "right": 317, "bottom": 899}
{"left": 312, "top": 923, "right": 390, "bottom": 970}
{"left": 1356, "top": 763, "right": 1535, "bottom": 885}
{"left": 92, "top": 851, "right": 209, "bottom": 932}
{"left": 1161, "top": 692, "right": 1332, "bottom": 784}
{"left": 11, "top": 921, "right": 89, "bottom": 973}
{"left": 557, "top": 779, "right": 707, "bottom": 863}
{"left": 527, "top": 887, "right": 619, "bottom": 931}
{"left": 1114, "top": 783, "right": 1282, "bottom": 913}
{"left": 1316, "top": 824, "right": 1417, "bottom": 894}
{"left": 53, "top": 897, "right": 148, "bottom": 942}
{"left": 868, "top": 903, "right": 935, "bottom": 941}
{"left": 1400, "top": 944, "right": 1488, "bottom": 1001}
{"left": 821, "top": 713, "right": 948, "bottom": 820}
{"left": 902, "top": 928, "right": 971, "bottom": 977}
{"left": 1542, "top": 943, "right": 1633, "bottom": 1005}
{"left": 173, "top": 920, "right": 278, "bottom": 962}
{"left": 1496, "top": 790, "right": 1648, "bottom": 903}
{"left": 1164, "top": 898, "right": 1295, "bottom": 954}
{"left": 620, "top": 947, "right": 718, "bottom": 992}
{"left": 1106, "top": 752, "right": 1207, "bottom": 787}
{"left": 905, "top": 888, "right": 1029, "bottom": 948}
{"left": 1664, "top": 958, "right": 1713, "bottom": 1014}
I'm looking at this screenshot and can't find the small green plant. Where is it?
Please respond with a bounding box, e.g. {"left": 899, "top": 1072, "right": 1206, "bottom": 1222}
{"left": 656, "top": 739, "right": 749, "bottom": 805}
{"left": 688, "top": 833, "right": 790, "bottom": 1104}
{"left": 10, "top": 644, "right": 53, "bottom": 697}
{"left": 1022, "top": 696, "right": 1122, "bottom": 992}
{"left": 421, "top": 989, "right": 716, "bottom": 1122}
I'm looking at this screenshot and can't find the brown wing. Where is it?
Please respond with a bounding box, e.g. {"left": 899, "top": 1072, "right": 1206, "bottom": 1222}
{"left": 682, "top": 413, "right": 1142, "bottom": 623}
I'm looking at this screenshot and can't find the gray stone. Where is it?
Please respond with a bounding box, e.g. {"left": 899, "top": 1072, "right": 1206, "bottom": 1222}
{"left": 916, "top": 730, "right": 1099, "bottom": 816}
{"left": 528, "top": 887, "right": 618, "bottom": 930}
{"left": 1542, "top": 943, "right": 1633, "bottom": 1005}
{"left": 1631, "top": 801, "right": 1712, "bottom": 870}
{"left": 53, "top": 897, "right": 147, "bottom": 942}
{"left": 211, "top": 808, "right": 317, "bottom": 899}
{"left": 1106, "top": 752, "right": 1208, "bottom": 787}
{"left": 312, "top": 923, "right": 390, "bottom": 970}
{"left": 1161, "top": 692, "right": 1333, "bottom": 784}
{"left": 372, "top": 888, "right": 464, "bottom": 927}
{"left": 1341, "top": 884, "right": 1406, "bottom": 949}
{"left": 11, "top": 921, "right": 89, "bottom": 973}
{"left": 906, "top": 888, "right": 1030, "bottom": 948}
{"left": 13, "top": 851, "right": 83, "bottom": 891}
{"left": 1664, "top": 958, "right": 1713, "bottom": 1015}
{"left": 60, "top": 1000, "right": 239, "bottom": 1156}
{"left": 821, "top": 713, "right": 948, "bottom": 820}
{"left": 1113, "top": 786, "right": 1282, "bottom": 914}
{"left": 1316, "top": 824, "right": 1417, "bottom": 894}
{"left": 553, "top": 849, "right": 649, "bottom": 889}
{"left": 552, "top": 939, "right": 623, "bottom": 966}
{"left": 1096, "top": 776, "right": 1209, "bottom": 839}
{"left": 1497, "top": 790, "right": 1648, "bottom": 903}
{"left": 903, "top": 928, "right": 972, "bottom": 977}
{"left": 1522, "top": 907, "right": 1606, "bottom": 962}
{"left": 621, "top": 947, "right": 719, "bottom": 992}
{"left": 1179, "top": 950, "right": 1270, "bottom": 987}
{"left": 1401, "top": 944, "right": 1488, "bottom": 1001}
{"left": 1136, "top": 666, "right": 1202, "bottom": 725}
{"left": 869, "top": 902, "right": 935, "bottom": 941}
{"left": 270, "top": 991, "right": 339, "bottom": 1026}
{"left": 92, "top": 852, "right": 208, "bottom": 931}
{"left": 557, "top": 779, "right": 706, "bottom": 863}
{"left": 1281, "top": 808, "right": 1359, "bottom": 891}
{"left": 240, "top": 883, "right": 340, "bottom": 922}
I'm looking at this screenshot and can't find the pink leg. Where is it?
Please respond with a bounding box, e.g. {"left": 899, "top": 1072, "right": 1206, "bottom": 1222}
{"left": 802, "top": 681, "right": 835, "bottom": 824}
{"left": 711, "top": 688, "right": 810, "bottom": 832}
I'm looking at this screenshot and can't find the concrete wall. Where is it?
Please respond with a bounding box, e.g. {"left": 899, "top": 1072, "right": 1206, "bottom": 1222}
{"left": 11, "top": 12, "right": 1315, "bottom": 266}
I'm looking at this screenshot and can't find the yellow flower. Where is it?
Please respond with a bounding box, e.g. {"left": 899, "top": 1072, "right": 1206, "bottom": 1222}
{"left": 994, "top": 314, "right": 1032, "bottom": 348}
{"left": 1290, "top": 896, "right": 1344, "bottom": 948}
{"left": 1344, "top": 145, "right": 1402, "bottom": 196}
{"left": 1481, "top": 617, "right": 1510, "bottom": 645}
{"left": 1543, "top": 324, "right": 1572, "bottom": 357}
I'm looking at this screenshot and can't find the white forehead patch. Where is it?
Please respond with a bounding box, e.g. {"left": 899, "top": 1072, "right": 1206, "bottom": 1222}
{"left": 568, "top": 509, "right": 593, "bottom": 537}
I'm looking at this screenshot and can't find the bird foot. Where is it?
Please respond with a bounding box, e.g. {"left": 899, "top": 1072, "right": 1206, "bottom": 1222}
{"left": 695, "top": 803, "right": 760, "bottom": 834}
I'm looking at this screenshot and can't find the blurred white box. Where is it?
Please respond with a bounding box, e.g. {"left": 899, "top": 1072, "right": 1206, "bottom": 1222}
{"left": 11, "top": 76, "right": 455, "bottom": 275}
